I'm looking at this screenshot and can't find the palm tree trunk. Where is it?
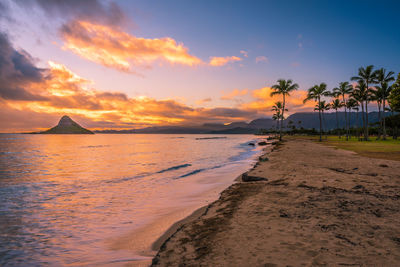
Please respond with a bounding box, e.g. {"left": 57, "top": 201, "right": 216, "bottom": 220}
{"left": 361, "top": 101, "right": 366, "bottom": 141}
{"left": 323, "top": 111, "right": 327, "bottom": 140}
{"left": 365, "top": 99, "right": 369, "bottom": 141}
{"left": 383, "top": 97, "right": 387, "bottom": 140}
{"left": 280, "top": 95, "right": 286, "bottom": 141}
{"left": 318, "top": 98, "right": 322, "bottom": 142}
{"left": 348, "top": 108, "right": 352, "bottom": 139}
{"left": 343, "top": 95, "right": 348, "bottom": 141}
{"left": 377, "top": 102, "right": 382, "bottom": 140}
{"left": 356, "top": 109, "right": 359, "bottom": 139}
{"left": 335, "top": 109, "right": 339, "bottom": 137}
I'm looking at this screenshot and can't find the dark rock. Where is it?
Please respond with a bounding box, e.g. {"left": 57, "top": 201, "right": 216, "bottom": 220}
{"left": 258, "top": 141, "right": 267, "bottom": 146}
{"left": 379, "top": 164, "right": 389, "bottom": 168}
{"left": 259, "top": 156, "right": 269, "bottom": 162}
{"left": 242, "top": 173, "right": 268, "bottom": 182}
{"left": 248, "top": 142, "right": 255, "bottom": 146}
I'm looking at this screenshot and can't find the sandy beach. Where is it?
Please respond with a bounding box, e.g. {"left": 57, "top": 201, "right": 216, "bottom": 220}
{"left": 152, "top": 138, "right": 400, "bottom": 266}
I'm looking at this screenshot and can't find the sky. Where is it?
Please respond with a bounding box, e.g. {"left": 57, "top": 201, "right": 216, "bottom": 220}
{"left": 0, "top": 0, "right": 399, "bottom": 132}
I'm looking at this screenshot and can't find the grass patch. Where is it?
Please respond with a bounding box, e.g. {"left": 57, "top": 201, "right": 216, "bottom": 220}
{"left": 287, "top": 135, "right": 400, "bottom": 161}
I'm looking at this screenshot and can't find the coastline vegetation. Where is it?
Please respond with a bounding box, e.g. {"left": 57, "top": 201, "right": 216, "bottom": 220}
{"left": 269, "top": 65, "right": 400, "bottom": 143}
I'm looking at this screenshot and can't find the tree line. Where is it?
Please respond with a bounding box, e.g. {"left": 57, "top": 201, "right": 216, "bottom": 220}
{"left": 270, "top": 65, "right": 400, "bottom": 141}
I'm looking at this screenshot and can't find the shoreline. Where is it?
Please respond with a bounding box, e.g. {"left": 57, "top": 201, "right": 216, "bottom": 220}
{"left": 150, "top": 140, "right": 276, "bottom": 263}
{"left": 149, "top": 141, "right": 274, "bottom": 252}
{"left": 151, "top": 138, "right": 400, "bottom": 266}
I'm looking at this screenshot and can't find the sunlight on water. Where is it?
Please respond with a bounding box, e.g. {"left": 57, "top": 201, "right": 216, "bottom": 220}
{"left": 0, "top": 134, "right": 264, "bottom": 266}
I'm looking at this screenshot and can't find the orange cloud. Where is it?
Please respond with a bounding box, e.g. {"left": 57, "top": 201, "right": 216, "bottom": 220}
{"left": 1, "top": 61, "right": 260, "bottom": 132}
{"left": 220, "top": 89, "right": 248, "bottom": 100}
{"left": 240, "top": 87, "right": 315, "bottom": 116}
{"left": 60, "top": 20, "right": 202, "bottom": 72}
{"left": 209, "top": 56, "right": 242, "bottom": 66}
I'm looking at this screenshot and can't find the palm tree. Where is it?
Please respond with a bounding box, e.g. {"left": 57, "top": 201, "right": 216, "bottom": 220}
{"left": 304, "top": 83, "right": 331, "bottom": 141}
{"left": 351, "top": 65, "right": 378, "bottom": 140}
{"left": 352, "top": 81, "right": 369, "bottom": 140}
{"left": 331, "top": 98, "right": 343, "bottom": 137}
{"left": 371, "top": 86, "right": 384, "bottom": 139}
{"left": 333, "top": 82, "right": 353, "bottom": 140}
{"left": 314, "top": 100, "right": 330, "bottom": 139}
{"left": 376, "top": 68, "right": 395, "bottom": 140}
{"left": 346, "top": 98, "right": 358, "bottom": 139}
{"left": 271, "top": 101, "right": 286, "bottom": 134}
{"left": 270, "top": 79, "right": 299, "bottom": 141}
{"left": 349, "top": 98, "right": 360, "bottom": 139}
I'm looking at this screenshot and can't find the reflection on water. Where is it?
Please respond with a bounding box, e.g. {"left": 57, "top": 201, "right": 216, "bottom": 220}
{"left": 0, "top": 134, "right": 263, "bottom": 266}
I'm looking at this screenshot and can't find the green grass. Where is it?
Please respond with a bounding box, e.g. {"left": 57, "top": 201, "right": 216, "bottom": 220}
{"left": 287, "top": 135, "right": 400, "bottom": 161}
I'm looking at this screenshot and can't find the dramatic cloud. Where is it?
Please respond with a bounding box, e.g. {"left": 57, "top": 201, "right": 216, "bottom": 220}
{"left": 209, "top": 56, "right": 242, "bottom": 66}
{"left": 255, "top": 56, "right": 268, "bottom": 63}
{"left": 17, "top": 0, "right": 129, "bottom": 26}
{"left": 0, "top": 32, "right": 48, "bottom": 101}
{"left": 241, "top": 87, "right": 315, "bottom": 115}
{"left": 220, "top": 89, "right": 248, "bottom": 100}
{"left": 0, "top": 55, "right": 259, "bottom": 131}
{"left": 60, "top": 20, "right": 202, "bottom": 72}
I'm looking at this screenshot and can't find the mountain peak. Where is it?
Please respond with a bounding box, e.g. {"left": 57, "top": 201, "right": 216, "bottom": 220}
{"left": 58, "top": 115, "right": 75, "bottom": 126}
{"left": 38, "top": 115, "right": 94, "bottom": 134}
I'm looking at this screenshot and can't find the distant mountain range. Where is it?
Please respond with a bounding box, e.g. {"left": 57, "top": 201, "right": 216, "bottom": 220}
{"left": 34, "top": 116, "right": 94, "bottom": 134}
{"left": 29, "top": 112, "right": 385, "bottom": 135}
{"left": 95, "top": 111, "right": 384, "bottom": 134}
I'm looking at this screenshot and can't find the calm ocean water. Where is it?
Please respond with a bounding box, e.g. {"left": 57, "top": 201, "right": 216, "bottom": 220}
{"left": 0, "top": 134, "right": 264, "bottom": 266}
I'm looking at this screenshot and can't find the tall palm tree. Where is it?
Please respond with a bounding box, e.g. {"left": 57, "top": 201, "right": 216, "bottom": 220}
{"left": 376, "top": 68, "right": 395, "bottom": 140}
{"left": 349, "top": 98, "right": 360, "bottom": 139}
{"left": 333, "top": 82, "right": 353, "bottom": 140}
{"left": 351, "top": 65, "right": 378, "bottom": 140}
{"left": 271, "top": 101, "right": 286, "bottom": 134}
{"left": 346, "top": 98, "right": 358, "bottom": 139}
{"left": 314, "top": 101, "right": 330, "bottom": 139}
{"left": 352, "top": 81, "right": 369, "bottom": 140}
{"left": 371, "top": 86, "right": 384, "bottom": 139}
{"left": 270, "top": 79, "right": 299, "bottom": 141}
{"left": 331, "top": 98, "right": 343, "bottom": 137}
{"left": 304, "top": 83, "right": 331, "bottom": 141}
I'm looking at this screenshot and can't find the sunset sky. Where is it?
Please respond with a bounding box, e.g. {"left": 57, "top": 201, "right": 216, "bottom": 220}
{"left": 1, "top": 0, "right": 399, "bottom": 132}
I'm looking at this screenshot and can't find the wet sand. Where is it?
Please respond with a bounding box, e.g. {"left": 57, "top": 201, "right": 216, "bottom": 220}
{"left": 152, "top": 139, "right": 400, "bottom": 266}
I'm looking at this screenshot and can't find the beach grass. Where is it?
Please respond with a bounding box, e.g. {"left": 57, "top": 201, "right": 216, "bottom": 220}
{"left": 287, "top": 135, "right": 400, "bottom": 161}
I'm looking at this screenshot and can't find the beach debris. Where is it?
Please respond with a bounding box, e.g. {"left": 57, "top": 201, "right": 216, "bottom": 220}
{"left": 258, "top": 141, "right": 268, "bottom": 146}
{"left": 242, "top": 172, "right": 268, "bottom": 182}
{"left": 259, "top": 156, "right": 269, "bottom": 162}
{"left": 379, "top": 164, "right": 389, "bottom": 168}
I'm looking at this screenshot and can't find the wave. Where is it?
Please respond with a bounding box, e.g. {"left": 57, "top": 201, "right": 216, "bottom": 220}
{"left": 195, "top": 137, "right": 227, "bottom": 140}
{"left": 156, "top": 163, "right": 191, "bottom": 174}
{"left": 177, "top": 165, "right": 222, "bottom": 179}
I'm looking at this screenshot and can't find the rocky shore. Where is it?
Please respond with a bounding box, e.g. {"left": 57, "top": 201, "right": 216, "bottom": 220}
{"left": 152, "top": 139, "right": 400, "bottom": 266}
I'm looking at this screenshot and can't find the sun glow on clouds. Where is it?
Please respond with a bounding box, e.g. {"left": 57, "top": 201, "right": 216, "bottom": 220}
{"left": 240, "top": 87, "right": 315, "bottom": 115}
{"left": 60, "top": 20, "right": 203, "bottom": 72}
{"left": 209, "top": 56, "right": 242, "bottom": 66}
{"left": 2, "top": 61, "right": 262, "bottom": 131}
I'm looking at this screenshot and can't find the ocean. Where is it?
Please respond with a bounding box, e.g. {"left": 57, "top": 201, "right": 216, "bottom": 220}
{"left": 0, "top": 134, "right": 264, "bottom": 266}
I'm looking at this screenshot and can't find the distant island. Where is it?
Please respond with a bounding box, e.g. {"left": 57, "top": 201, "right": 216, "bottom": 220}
{"left": 33, "top": 116, "right": 94, "bottom": 134}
